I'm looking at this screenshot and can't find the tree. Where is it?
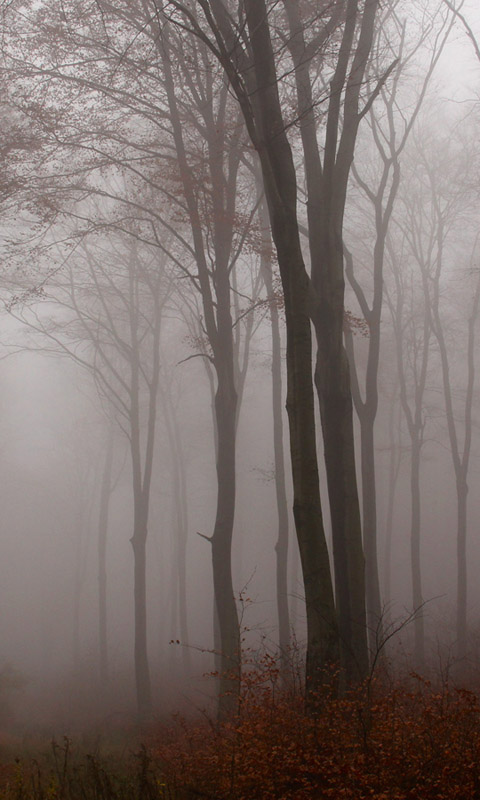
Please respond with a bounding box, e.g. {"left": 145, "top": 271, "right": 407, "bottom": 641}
{"left": 258, "top": 193, "right": 290, "bottom": 661}
{"left": 384, "top": 116, "right": 478, "bottom": 664}
{"left": 385, "top": 203, "right": 434, "bottom": 668}
{"left": 165, "top": 0, "right": 396, "bottom": 692}
{"left": 97, "top": 424, "right": 115, "bottom": 692}
{"left": 12, "top": 230, "right": 172, "bottom": 719}
{"left": 4, "top": 0, "right": 266, "bottom": 716}
{"left": 413, "top": 128, "right": 479, "bottom": 659}
{"left": 344, "top": 0, "right": 453, "bottom": 647}
{"left": 157, "top": 24, "right": 265, "bottom": 715}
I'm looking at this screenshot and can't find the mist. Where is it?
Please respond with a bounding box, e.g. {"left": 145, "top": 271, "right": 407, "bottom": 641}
{"left": 0, "top": 2, "right": 479, "bottom": 790}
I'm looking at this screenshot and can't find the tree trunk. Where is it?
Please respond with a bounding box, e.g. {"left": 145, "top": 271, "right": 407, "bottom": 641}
{"left": 131, "top": 509, "right": 152, "bottom": 721}
{"left": 456, "top": 476, "right": 468, "bottom": 660}
{"left": 410, "top": 441, "right": 425, "bottom": 668}
{"left": 280, "top": 0, "right": 373, "bottom": 682}
{"left": 244, "top": 0, "right": 338, "bottom": 702}
{"left": 384, "top": 393, "right": 402, "bottom": 609}
{"left": 311, "top": 231, "right": 368, "bottom": 682}
{"left": 314, "top": 333, "right": 368, "bottom": 682}
{"left": 360, "top": 413, "right": 382, "bottom": 648}
{"left": 98, "top": 427, "right": 114, "bottom": 692}
{"left": 272, "top": 307, "right": 290, "bottom": 661}
{"left": 212, "top": 367, "right": 240, "bottom": 718}
{"left": 161, "top": 382, "right": 191, "bottom": 674}
{"left": 259, "top": 196, "right": 290, "bottom": 660}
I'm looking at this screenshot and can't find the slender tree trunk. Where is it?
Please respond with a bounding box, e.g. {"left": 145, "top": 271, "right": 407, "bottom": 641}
{"left": 244, "top": 0, "right": 338, "bottom": 701}
{"left": 389, "top": 246, "right": 430, "bottom": 671}
{"left": 159, "top": 32, "right": 242, "bottom": 714}
{"left": 281, "top": 0, "right": 373, "bottom": 682}
{"left": 73, "top": 556, "right": 81, "bottom": 673}
{"left": 312, "top": 231, "right": 368, "bottom": 681}
{"left": 430, "top": 261, "right": 480, "bottom": 661}
{"left": 98, "top": 427, "right": 114, "bottom": 692}
{"left": 360, "top": 412, "right": 382, "bottom": 646}
{"left": 410, "top": 441, "right": 425, "bottom": 668}
{"left": 259, "top": 196, "right": 290, "bottom": 660}
{"left": 456, "top": 476, "right": 468, "bottom": 660}
{"left": 131, "top": 506, "right": 152, "bottom": 720}
{"left": 384, "top": 393, "right": 402, "bottom": 608}
{"left": 127, "top": 256, "right": 161, "bottom": 721}
{"left": 161, "top": 382, "right": 191, "bottom": 674}
{"left": 212, "top": 366, "right": 240, "bottom": 717}
{"left": 272, "top": 307, "right": 290, "bottom": 660}
{"left": 314, "top": 334, "right": 368, "bottom": 682}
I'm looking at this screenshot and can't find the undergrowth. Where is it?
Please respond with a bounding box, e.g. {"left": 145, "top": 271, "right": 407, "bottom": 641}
{"left": 0, "top": 738, "right": 168, "bottom": 799}
{"left": 2, "top": 654, "right": 480, "bottom": 799}
{"left": 154, "top": 654, "right": 480, "bottom": 799}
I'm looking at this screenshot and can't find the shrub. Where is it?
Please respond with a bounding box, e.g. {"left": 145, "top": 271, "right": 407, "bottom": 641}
{"left": 153, "top": 657, "right": 480, "bottom": 799}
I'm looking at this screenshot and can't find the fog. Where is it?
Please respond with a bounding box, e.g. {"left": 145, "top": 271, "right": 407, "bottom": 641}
{"left": 0, "top": 0, "right": 479, "bottom": 738}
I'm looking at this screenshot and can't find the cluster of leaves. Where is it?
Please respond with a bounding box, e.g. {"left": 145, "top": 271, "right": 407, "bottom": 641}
{"left": 344, "top": 308, "right": 370, "bottom": 338}
{"left": 153, "top": 658, "right": 480, "bottom": 799}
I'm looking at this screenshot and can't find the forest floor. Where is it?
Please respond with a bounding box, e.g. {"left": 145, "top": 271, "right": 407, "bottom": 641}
{"left": 1, "top": 660, "right": 480, "bottom": 799}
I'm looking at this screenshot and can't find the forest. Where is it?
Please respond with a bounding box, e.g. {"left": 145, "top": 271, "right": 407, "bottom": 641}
{"left": 0, "top": 0, "right": 480, "bottom": 797}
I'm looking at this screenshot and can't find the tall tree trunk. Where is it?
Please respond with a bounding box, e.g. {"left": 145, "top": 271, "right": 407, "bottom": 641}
{"left": 429, "top": 254, "right": 480, "bottom": 661}
{"left": 131, "top": 508, "right": 152, "bottom": 720}
{"left": 312, "top": 226, "right": 368, "bottom": 682}
{"left": 244, "top": 0, "right": 338, "bottom": 701}
{"left": 314, "top": 331, "right": 368, "bottom": 681}
{"left": 98, "top": 427, "right": 114, "bottom": 692}
{"left": 271, "top": 299, "right": 290, "bottom": 660}
{"left": 127, "top": 253, "right": 161, "bottom": 721}
{"left": 259, "top": 196, "right": 290, "bottom": 660}
{"left": 384, "top": 391, "right": 402, "bottom": 609}
{"left": 212, "top": 366, "right": 240, "bottom": 718}
{"left": 159, "top": 33, "right": 242, "bottom": 715}
{"left": 410, "top": 440, "right": 425, "bottom": 668}
{"left": 281, "top": 0, "right": 375, "bottom": 682}
{"left": 389, "top": 241, "right": 430, "bottom": 671}
{"left": 456, "top": 476, "right": 468, "bottom": 660}
{"left": 360, "top": 412, "right": 382, "bottom": 646}
{"left": 160, "top": 381, "right": 191, "bottom": 674}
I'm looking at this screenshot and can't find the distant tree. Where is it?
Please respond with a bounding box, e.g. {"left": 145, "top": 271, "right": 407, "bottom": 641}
{"left": 413, "top": 130, "right": 480, "bottom": 659}
{"left": 344, "top": 0, "right": 453, "bottom": 649}
{"left": 97, "top": 424, "right": 115, "bottom": 692}
{"left": 385, "top": 116, "right": 479, "bottom": 664}
{"left": 3, "top": 0, "right": 267, "bottom": 716}
{"left": 11, "top": 231, "right": 172, "bottom": 720}
{"left": 385, "top": 202, "right": 434, "bottom": 668}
